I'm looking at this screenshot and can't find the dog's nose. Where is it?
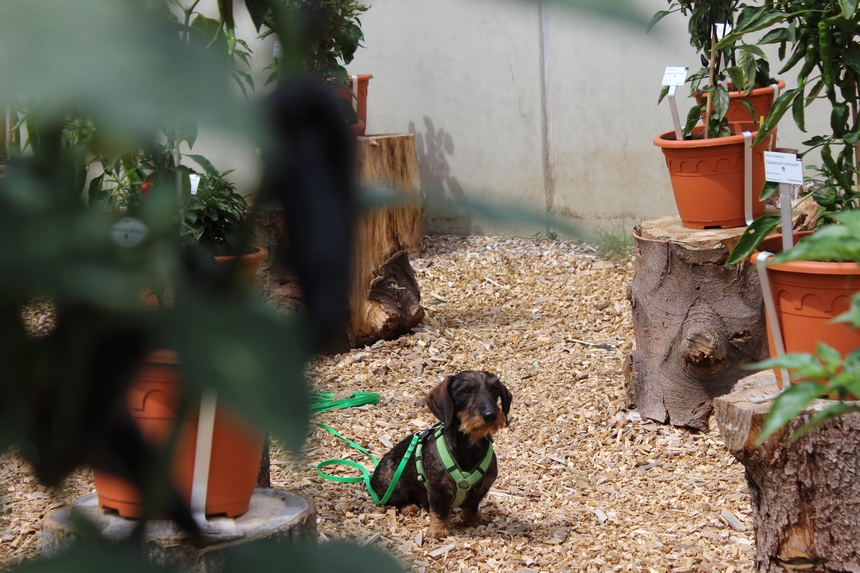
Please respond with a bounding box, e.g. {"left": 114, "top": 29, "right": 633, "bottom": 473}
{"left": 481, "top": 409, "right": 497, "bottom": 423}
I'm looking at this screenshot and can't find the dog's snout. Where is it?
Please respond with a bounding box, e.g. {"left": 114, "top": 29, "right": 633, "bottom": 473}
{"left": 481, "top": 408, "right": 497, "bottom": 423}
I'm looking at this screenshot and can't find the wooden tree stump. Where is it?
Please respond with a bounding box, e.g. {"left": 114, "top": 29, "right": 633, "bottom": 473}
{"left": 625, "top": 216, "right": 769, "bottom": 430}
{"left": 260, "top": 134, "right": 426, "bottom": 348}
{"left": 715, "top": 371, "right": 860, "bottom": 572}
{"left": 43, "top": 489, "right": 316, "bottom": 571}
{"left": 355, "top": 134, "right": 425, "bottom": 258}
{"left": 348, "top": 134, "right": 426, "bottom": 347}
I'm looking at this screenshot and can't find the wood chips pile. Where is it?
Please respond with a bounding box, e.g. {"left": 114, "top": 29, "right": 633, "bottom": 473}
{"left": 1, "top": 235, "right": 756, "bottom": 573}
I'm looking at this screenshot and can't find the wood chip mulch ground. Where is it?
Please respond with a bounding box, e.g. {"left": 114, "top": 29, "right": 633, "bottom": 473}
{"left": 1, "top": 234, "right": 756, "bottom": 573}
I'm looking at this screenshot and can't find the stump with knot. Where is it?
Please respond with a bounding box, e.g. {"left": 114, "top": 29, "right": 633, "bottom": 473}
{"left": 624, "top": 216, "right": 770, "bottom": 430}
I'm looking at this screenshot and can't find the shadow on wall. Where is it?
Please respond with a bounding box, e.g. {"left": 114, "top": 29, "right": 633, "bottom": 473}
{"left": 409, "top": 116, "right": 482, "bottom": 235}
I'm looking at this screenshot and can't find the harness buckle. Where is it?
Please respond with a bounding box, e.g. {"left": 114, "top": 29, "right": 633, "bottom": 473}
{"left": 457, "top": 480, "right": 471, "bottom": 490}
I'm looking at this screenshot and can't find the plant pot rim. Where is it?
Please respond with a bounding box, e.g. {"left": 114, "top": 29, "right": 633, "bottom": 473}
{"left": 752, "top": 231, "right": 860, "bottom": 274}
{"left": 728, "top": 78, "right": 786, "bottom": 97}
{"left": 213, "top": 245, "right": 268, "bottom": 265}
{"left": 654, "top": 127, "right": 761, "bottom": 149}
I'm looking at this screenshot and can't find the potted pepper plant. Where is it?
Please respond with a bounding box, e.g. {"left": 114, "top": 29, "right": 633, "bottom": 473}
{"left": 724, "top": 0, "right": 860, "bottom": 389}
{"left": 650, "top": 0, "right": 781, "bottom": 228}
{"left": 258, "top": 0, "right": 372, "bottom": 134}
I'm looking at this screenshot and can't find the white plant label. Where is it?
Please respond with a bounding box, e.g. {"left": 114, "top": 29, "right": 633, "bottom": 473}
{"left": 662, "top": 67, "right": 688, "bottom": 87}
{"left": 764, "top": 151, "right": 804, "bottom": 185}
{"left": 272, "top": 40, "right": 283, "bottom": 58}
{"left": 111, "top": 217, "right": 149, "bottom": 248}
{"left": 714, "top": 22, "right": 733, "bottom": 41}
{"left": 189, "top": 173, "right": 201, "bottom": 195}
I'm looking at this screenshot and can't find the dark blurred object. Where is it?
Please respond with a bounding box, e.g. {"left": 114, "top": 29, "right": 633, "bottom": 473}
{"left": 262, "top": 78, "right": 355, "bottom": 354}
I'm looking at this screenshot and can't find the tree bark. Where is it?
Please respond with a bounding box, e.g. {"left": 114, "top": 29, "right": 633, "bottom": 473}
{"left": 355, "top": 134, "right": 425, "bottom": 257}
{"left": 715, "top": 371, "right": 860, "bottom": 573}
{"left": 348, "top": 134, "right": 426, "bottom": 347}
{"left": 625, "top": 217, "right": 769, "bottom": 430}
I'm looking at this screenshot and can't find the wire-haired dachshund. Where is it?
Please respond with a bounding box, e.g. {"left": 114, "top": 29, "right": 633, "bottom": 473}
{"left": 370, "top": 371, "right": 512, "bottom": 538}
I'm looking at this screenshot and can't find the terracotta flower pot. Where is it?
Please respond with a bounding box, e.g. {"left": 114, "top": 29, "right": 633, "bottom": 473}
{"left": 698, "top": 80, "right": 786, "bottom": 126}
{"left": 654, "top": 124, "right": 776, "bottom": 229}
{"left": 754, "top": 232, "right": 860, "bottom": 389}
{"left": 332, "top": 74, "right": 372, "bottom": 136}
{"left": 214, "top": 246, "right": 268, "bottom": 287}
{"left": 93, "top": 350, "right": 264, "bottom": 518}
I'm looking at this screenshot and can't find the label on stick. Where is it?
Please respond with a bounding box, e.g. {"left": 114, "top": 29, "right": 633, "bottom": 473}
{"left": 764, "top": 151, "right": 803, "bottom": 185}
{"left": 662, "top": 67, "right": 688, "bottom": 87}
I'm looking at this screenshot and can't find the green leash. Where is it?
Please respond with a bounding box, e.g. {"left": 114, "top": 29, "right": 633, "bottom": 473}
{"left": 315, "top": 422, "right": 419, "bottom": 505}
{"left": 309, "top": 391, "right": 380, "bottom": 413}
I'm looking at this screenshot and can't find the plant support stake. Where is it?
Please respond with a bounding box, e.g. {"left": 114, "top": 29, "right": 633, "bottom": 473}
{"left": 662, "top": 67, "right": 688, "bottom": 141}
{"left": 190, "top": 390, "right": 218, "bottom": 527}
{"left": 744, "top": 131, "right": 753, "bottom": 225}
{"left": 668, "top": 86, "right": 683, "bottom": 141}
{"left": 751, "top": 252, "right": 791, "bottom": 403}
{"left": 780, "top": 183, "right": 794, "bottom": 252}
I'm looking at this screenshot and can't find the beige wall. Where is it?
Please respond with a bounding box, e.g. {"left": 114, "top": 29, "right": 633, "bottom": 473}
{"left": 192, "top": 0, "right": 827, "bottom": 241}
{"left": 345, "top": 0, "right": 824, "bottom": 241}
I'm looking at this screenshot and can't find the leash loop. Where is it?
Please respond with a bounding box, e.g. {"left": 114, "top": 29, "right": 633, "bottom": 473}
{"left": 315, "top": 422, "right": 419, "bottom": 505}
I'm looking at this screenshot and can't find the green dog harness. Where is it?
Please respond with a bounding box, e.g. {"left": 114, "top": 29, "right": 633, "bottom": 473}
{"left": 416, "top": 423, "right": 495, "bottom": 508}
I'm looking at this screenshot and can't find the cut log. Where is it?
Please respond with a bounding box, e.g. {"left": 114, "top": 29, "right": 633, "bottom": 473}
{"left": 625, "top": 216, "right": 769, "bottom": 430}
{"left": 348, "top": 134, "right": 426, "bottom": 347}
{"left": 261, "top": 134, "right": 426, "bottom": 348}
{"left": 715, "top": 371, "right": 860, "bottom": 573}
{"left": 355, "top": 134, "right": 426, "bottom": 257}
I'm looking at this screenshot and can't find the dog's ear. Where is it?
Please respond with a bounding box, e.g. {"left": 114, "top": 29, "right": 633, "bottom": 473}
{"left": 425, "top": 376, "right": 454, "bottom": 427}
{"left": 488, "top": 373, "right": 512, "bottom": 417}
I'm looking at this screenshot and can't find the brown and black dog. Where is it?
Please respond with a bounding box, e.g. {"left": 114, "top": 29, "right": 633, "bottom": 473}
{"left": 370, "top": 371, "right": 512, "bottom": 538}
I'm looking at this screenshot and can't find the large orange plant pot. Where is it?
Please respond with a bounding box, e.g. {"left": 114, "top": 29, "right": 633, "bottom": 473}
{"left": 332, "top": 74, "right": 372, "bottom": 136}
{"left": 654, "top": 126, "right": 775, "bottom": 229}
{"left": 728, "top": 80, "right": 785, "bottom": 124}
{"left": 214, "top": 246, "right": 268, "bottom": 287}
{"left": 698, "top": 80, "right": 785, "bottom": 125}
{"left": 755, "top": 232, "right": 860, "bottom": 388}
{"left": 93, "top": 354, "right": 264, "bottom": 519}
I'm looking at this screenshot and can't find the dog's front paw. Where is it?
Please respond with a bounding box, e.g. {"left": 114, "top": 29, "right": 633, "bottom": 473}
{"left": 399, "top": 503, "right": 421, "bottom": 516}
{"left": 426, "top": 515, "right": 451, "bottom": 539}
{"left": 461, "top": 507, "right": 491, "bottom": 527}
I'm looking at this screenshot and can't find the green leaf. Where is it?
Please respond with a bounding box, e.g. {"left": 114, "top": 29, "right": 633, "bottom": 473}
{"left": 222, "top": 539, "right": 404, "bottom": 573}
{"left": 682, "top": 104, "right": 703, "bottom": 140}
{"left": 839, "top": 0, "right": 859, "bottom": 19}
{"left": 792, "top": 87, "right": 806, "bottom": 132}
{"left": 773, "top": 212, "right": 860, "bottom": 262}
{"left": 791, "top": 402, "right": 860, "bottom": 440}
{"left": 658, "top": 85, "right": 670, "bottom": 105}
{"left": 163, "top": 295, "right": 311, "bottom": 454}
{"left": 87, "top": 173, "right": 106, "bottom": 207}
{"left": 831, "top": 102, "right": 850, "bottom": 136}
{"left": 726, "top": 214, "right": 781, "bottom": 266}
{"left": 186, "top": 154, "right": 219, "bottom": 176}
{"left": 753, "top": 88, "right": 799, "bottom": 146}
{"left": 758, "top": 382, "right": 829, "bottom": 444}
{"left": 738, "top": 43, "right": 766, "bottom": 59}
{"left": 759, "top": 27, "right": 790, "bottom": 45}
{"left": 834, "top": 293, "right": 860, "bottom": 327}
{"left": 14, "top": 543, "right": 170, "bottom": 573}
{"left": 816, "top": 342, "right": 843, "bottom": 371}
{"left": 760, "top": 180, "right": 779, "bottom": 201}
{"left": 646, "top": 10, "right": 671, "bottom": 33}
{"left": 715, "top": 11, "right": 788, "bottom": 50}
{"left": 244, "top": 0, "right": 270, "bottom": 32}
{"left": 712, "top": 85, "right": 730, "bottom": 121}
{"left": 739, "top": 99, "right": 756, "bottom": 122}
{"left": 802, "top": 135, "right": 827, "bottom": 147}
{"left": 0, "top": 1, "right": 253, "bottom": 138}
